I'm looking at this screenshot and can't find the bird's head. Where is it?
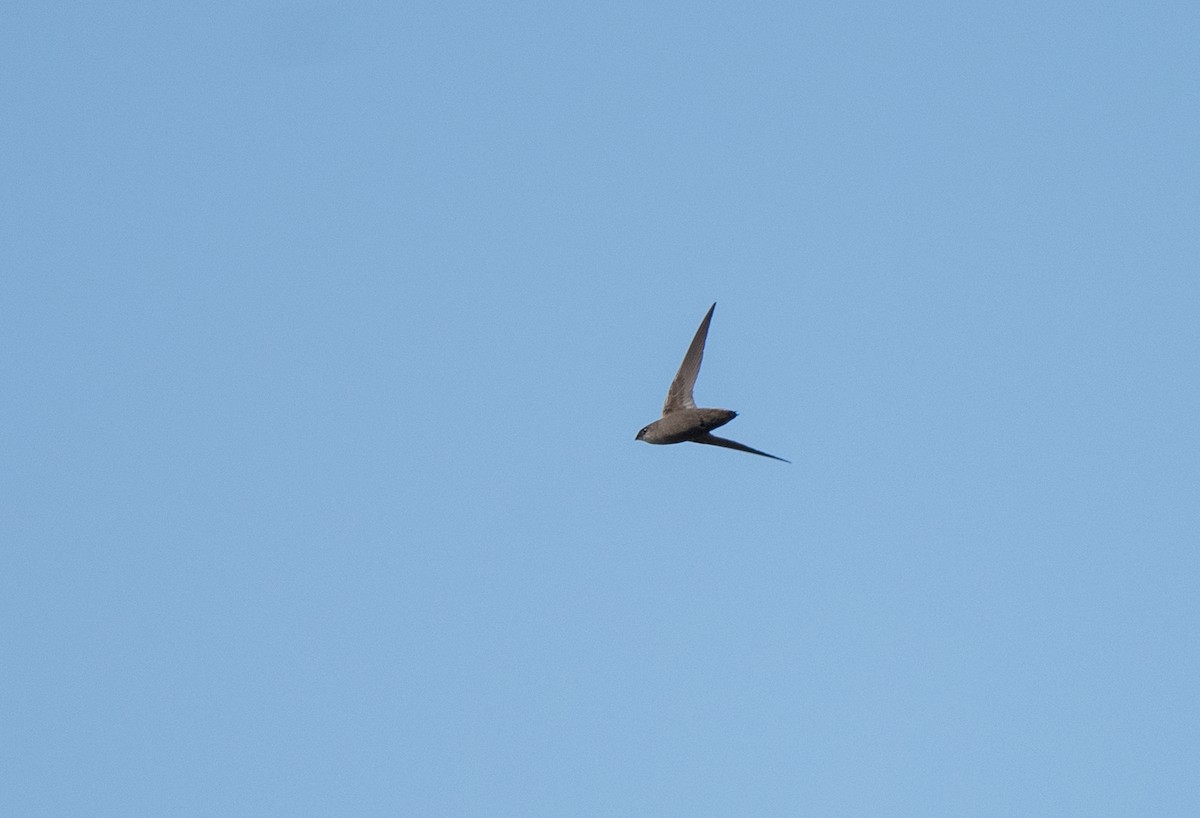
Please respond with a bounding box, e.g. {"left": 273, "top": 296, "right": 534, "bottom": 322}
{"left": 635, "top": 426, "right": 649, "bottom": 441}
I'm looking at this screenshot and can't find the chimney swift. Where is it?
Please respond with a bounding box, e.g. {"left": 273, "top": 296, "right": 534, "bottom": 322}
{"left": 636, "top": 303, "right": 789, "bottom": 463}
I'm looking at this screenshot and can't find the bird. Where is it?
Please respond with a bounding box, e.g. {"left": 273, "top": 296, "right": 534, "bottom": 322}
{"left": 636, "top": 303, "right": 789, "bottom": 462}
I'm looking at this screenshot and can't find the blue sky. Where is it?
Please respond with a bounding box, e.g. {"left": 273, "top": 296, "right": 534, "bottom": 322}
{"left": 3, "top": 1, "right": 1198, "bottom": 815}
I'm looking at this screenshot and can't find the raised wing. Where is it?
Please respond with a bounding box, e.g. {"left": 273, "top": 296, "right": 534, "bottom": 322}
{"left": 662, "top": 303, "right": 716, "bottom": 415}
{"left": 693, "top": 433, "right": 790, "bottom": 463}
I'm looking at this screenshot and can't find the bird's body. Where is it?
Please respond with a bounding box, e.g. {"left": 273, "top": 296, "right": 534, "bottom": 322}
{"left": 636, "top": 303, "right": 788, "bottom": 463}
{"left": 636, "top": 408, "right": 737, "bottom": 444}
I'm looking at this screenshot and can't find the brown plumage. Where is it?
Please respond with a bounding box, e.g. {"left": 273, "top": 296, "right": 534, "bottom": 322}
{"left": 635, "top": 303, "right": 789, "bottom": 463}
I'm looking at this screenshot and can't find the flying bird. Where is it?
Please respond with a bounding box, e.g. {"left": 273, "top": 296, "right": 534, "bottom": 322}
{"left": 636, "top": 303, "right": 789, "bottom": 462}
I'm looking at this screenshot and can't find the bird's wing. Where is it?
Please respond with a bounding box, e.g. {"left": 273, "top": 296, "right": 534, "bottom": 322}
{"left": 693, "top": 433, "right": 790, "bottom": 463}
{"left": 663, "top": 303, "right": 716, "bottom": 415}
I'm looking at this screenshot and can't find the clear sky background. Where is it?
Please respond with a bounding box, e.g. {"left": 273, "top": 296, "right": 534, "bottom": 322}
{"left": 3, "top": 2, "right": 1198, "bottom": 815}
